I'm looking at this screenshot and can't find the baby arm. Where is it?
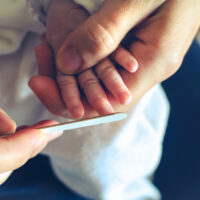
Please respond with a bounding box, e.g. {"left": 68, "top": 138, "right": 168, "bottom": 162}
{"left": 45, "top": 0, "right": 138, "bottom": 118}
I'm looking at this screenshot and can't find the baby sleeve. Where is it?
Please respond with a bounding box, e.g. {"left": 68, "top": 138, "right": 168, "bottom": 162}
{"left": 27, "top": 0, "right": 104, "bottom": 24}
{"left": 26, "top": 0, "right": 51, "bottom": 25}
{"left": 74, "top": 0, "right": 104, "bottom": 14}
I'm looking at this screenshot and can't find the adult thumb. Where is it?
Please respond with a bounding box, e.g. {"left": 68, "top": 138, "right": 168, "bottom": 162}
{"left": 56, "top": 0, "right": 165, "bottom": 74}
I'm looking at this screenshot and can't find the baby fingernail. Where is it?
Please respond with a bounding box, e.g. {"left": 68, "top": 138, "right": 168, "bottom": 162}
{"left": 98, "top": 101, "right": 114, "bottom": 115}
{"left": 118, "top": 92, "right": 132, "bottom": 105}
{"left": 130, "top": 63, "right": 138, "bottom": 73}
{"left": 128, "top": 59, "right": 138, "bottom": 73}
{"left": 58, "top": 47, "right": 82, "bottom": 74}
{"left": 71, "top": 106, "right": 84, "bottom": 119}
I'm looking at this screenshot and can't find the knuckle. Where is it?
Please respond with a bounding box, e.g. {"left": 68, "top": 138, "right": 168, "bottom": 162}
{"left": 80, "top": 77, "right": 99, "bottom": 91}
{"left": 159, "top": 51, "right": 182, "bottom": 81}
{"left": 93, "top": 97, "right": 104, "bottom": 106}
{"left": 148, "top": 43, "right": 183, "bottom": 83}
{"left": 98, "top": 64, "right": 116, "bottom": 82}
{"left": 85, "top": 22, "right": 116, "bottom": 56}
{"left": 57, "top": 74, "right": 76, "bottom": 88}
{"left": 65, "top": 95, "right": 78, "bottom": 104}
{"left": 97, "top": 64, "right": 124, "bottom": 90}
{"left": 68, "top": 8, "right": 88, "bottom": 24}
{"left": 111, "top": 49, "right": 121, "bottom": 61}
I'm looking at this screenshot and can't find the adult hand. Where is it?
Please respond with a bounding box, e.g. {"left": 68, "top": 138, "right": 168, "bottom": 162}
{"left": 54, "top": 0, "right": 165, "bottom": 74}
{"left": 29, "top": 0, "right": 200, "bottom": 118}
{"left": 29, "top": 0, "right": 164, "bottom": 119}
{"left": 0, "top": 109, "right": 62, "bottom": 185}
{"left": 117, "top": 0, "right": 200, "bottom": 111}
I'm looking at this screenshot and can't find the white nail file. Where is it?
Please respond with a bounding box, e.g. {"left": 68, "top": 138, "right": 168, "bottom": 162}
{"left": 39, "top": 112, "right": 127, "bottom": 133}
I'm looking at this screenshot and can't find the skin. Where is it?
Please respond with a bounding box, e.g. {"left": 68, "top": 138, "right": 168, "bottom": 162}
{"left": 0, "top": 111, "right": 62, "bottom": 185}
{"left": 4, "top": 0, "right": 198, "bottom": 185}
{"left": 55, "top": 0, "right": 166, "bottom": 73}
{"left": 45, "top": 0, "right": 142, "bottom": 118}
{"left": 2, "top": 0, "right": 198, "bottom": 186}
{"left": 29, "top": 0, "right": 165, "bottom": 119}
{"left": 29, "top": 0, "right": 200, "bottom": 118}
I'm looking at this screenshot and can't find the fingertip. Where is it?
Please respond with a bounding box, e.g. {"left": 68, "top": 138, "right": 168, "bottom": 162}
{"left": 28, "top": 76, "right": 43, "bottom": 94}
{"left": 117, "top": 91, "right": 132, "bottom": 105}
{"left": 96, "top": 99, "right": 114, "bottom": 115}
{"left": 8, "top": 120, "right": 16, "bottom": 134}
{"left": 112, "top": 46, "right": 139, "bottom": 73}
{"left": 70, "top": 106, "right": 85, "bottom": 119}
{"left": 0, "top": 109, "right": 16, "bottom": 134}
{"left": 34, "top": 44, "right": 47, "bottom": 57}
{"left": 28, "top": 75, "right": 37, "bottom": 88}
{"left": 31, "top": 120, "right": 63, "bottom": 142}
{"left": 127, "top": 59, "right": 139, "bottom": 73}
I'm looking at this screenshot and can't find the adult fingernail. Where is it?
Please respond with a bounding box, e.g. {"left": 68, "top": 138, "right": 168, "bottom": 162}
{"left": 32, "top": 132, "right": 47, "bottom": 157}
{"left": 57, "top": 47, "right": 82, "bottom": 74}
{"left": 45, "top": 131, "right": 63, "bottom": 142}
{"left": 32, "top": 130, "right": 63, "bottom": 158}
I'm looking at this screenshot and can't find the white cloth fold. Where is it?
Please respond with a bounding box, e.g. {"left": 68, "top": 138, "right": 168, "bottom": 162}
{"left": 0, "top": 28, "right": 26, "bottom": 55}
{"left": 75, "top": 0, "right": 104, "bottom": 13}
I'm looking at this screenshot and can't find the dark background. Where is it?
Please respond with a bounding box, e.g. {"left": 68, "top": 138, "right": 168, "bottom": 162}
{"left": 154, "top": 41, "right": 200, "bottom": 200}
{"left": 0, "top": 41, "right": 200, "bottom": 200}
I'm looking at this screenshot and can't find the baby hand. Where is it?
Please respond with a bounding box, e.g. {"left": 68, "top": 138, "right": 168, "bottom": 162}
{"left": 31, "top": 0, "right": 138, "bottom": 118}
{"left": 55, "top": 41, "right": 138, "bottom": 118}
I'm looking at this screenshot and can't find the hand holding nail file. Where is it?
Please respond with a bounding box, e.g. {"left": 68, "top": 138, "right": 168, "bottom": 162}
{"left": 39, "top": 113, "right": 127, "bottom": 133}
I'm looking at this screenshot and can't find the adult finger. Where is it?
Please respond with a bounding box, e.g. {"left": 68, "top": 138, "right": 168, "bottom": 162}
{"left": 56, "top": 0, "right": 165, "bottom": 74}
{"left": 0, "top": 120, "right": 61, "bottom": 173}
{"left": 112, "top": 0, "right": 200, "bottom": 115}
{"left": 0, "top": 109, "right": 16, "bottom": 135}
{"left": 29, "top": 76, "right": 70, "bottom": 118}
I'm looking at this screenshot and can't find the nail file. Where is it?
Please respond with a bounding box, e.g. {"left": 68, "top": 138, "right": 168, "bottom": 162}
{"left": 38, "top": 112, "right": 127, "bottom": 133}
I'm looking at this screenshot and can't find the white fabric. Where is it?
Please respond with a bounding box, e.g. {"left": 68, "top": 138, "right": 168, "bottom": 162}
{"left": 27, "top": 0, "right": 103, "bottom": 15}
{"left": 0, "top": 0, "right": 170, "bottom": 199}
{"left": 74, "top": 0, "right": 104, "bottom": 13}
{"left": 0, "top": 0, "right": 45, "bottom": 55}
